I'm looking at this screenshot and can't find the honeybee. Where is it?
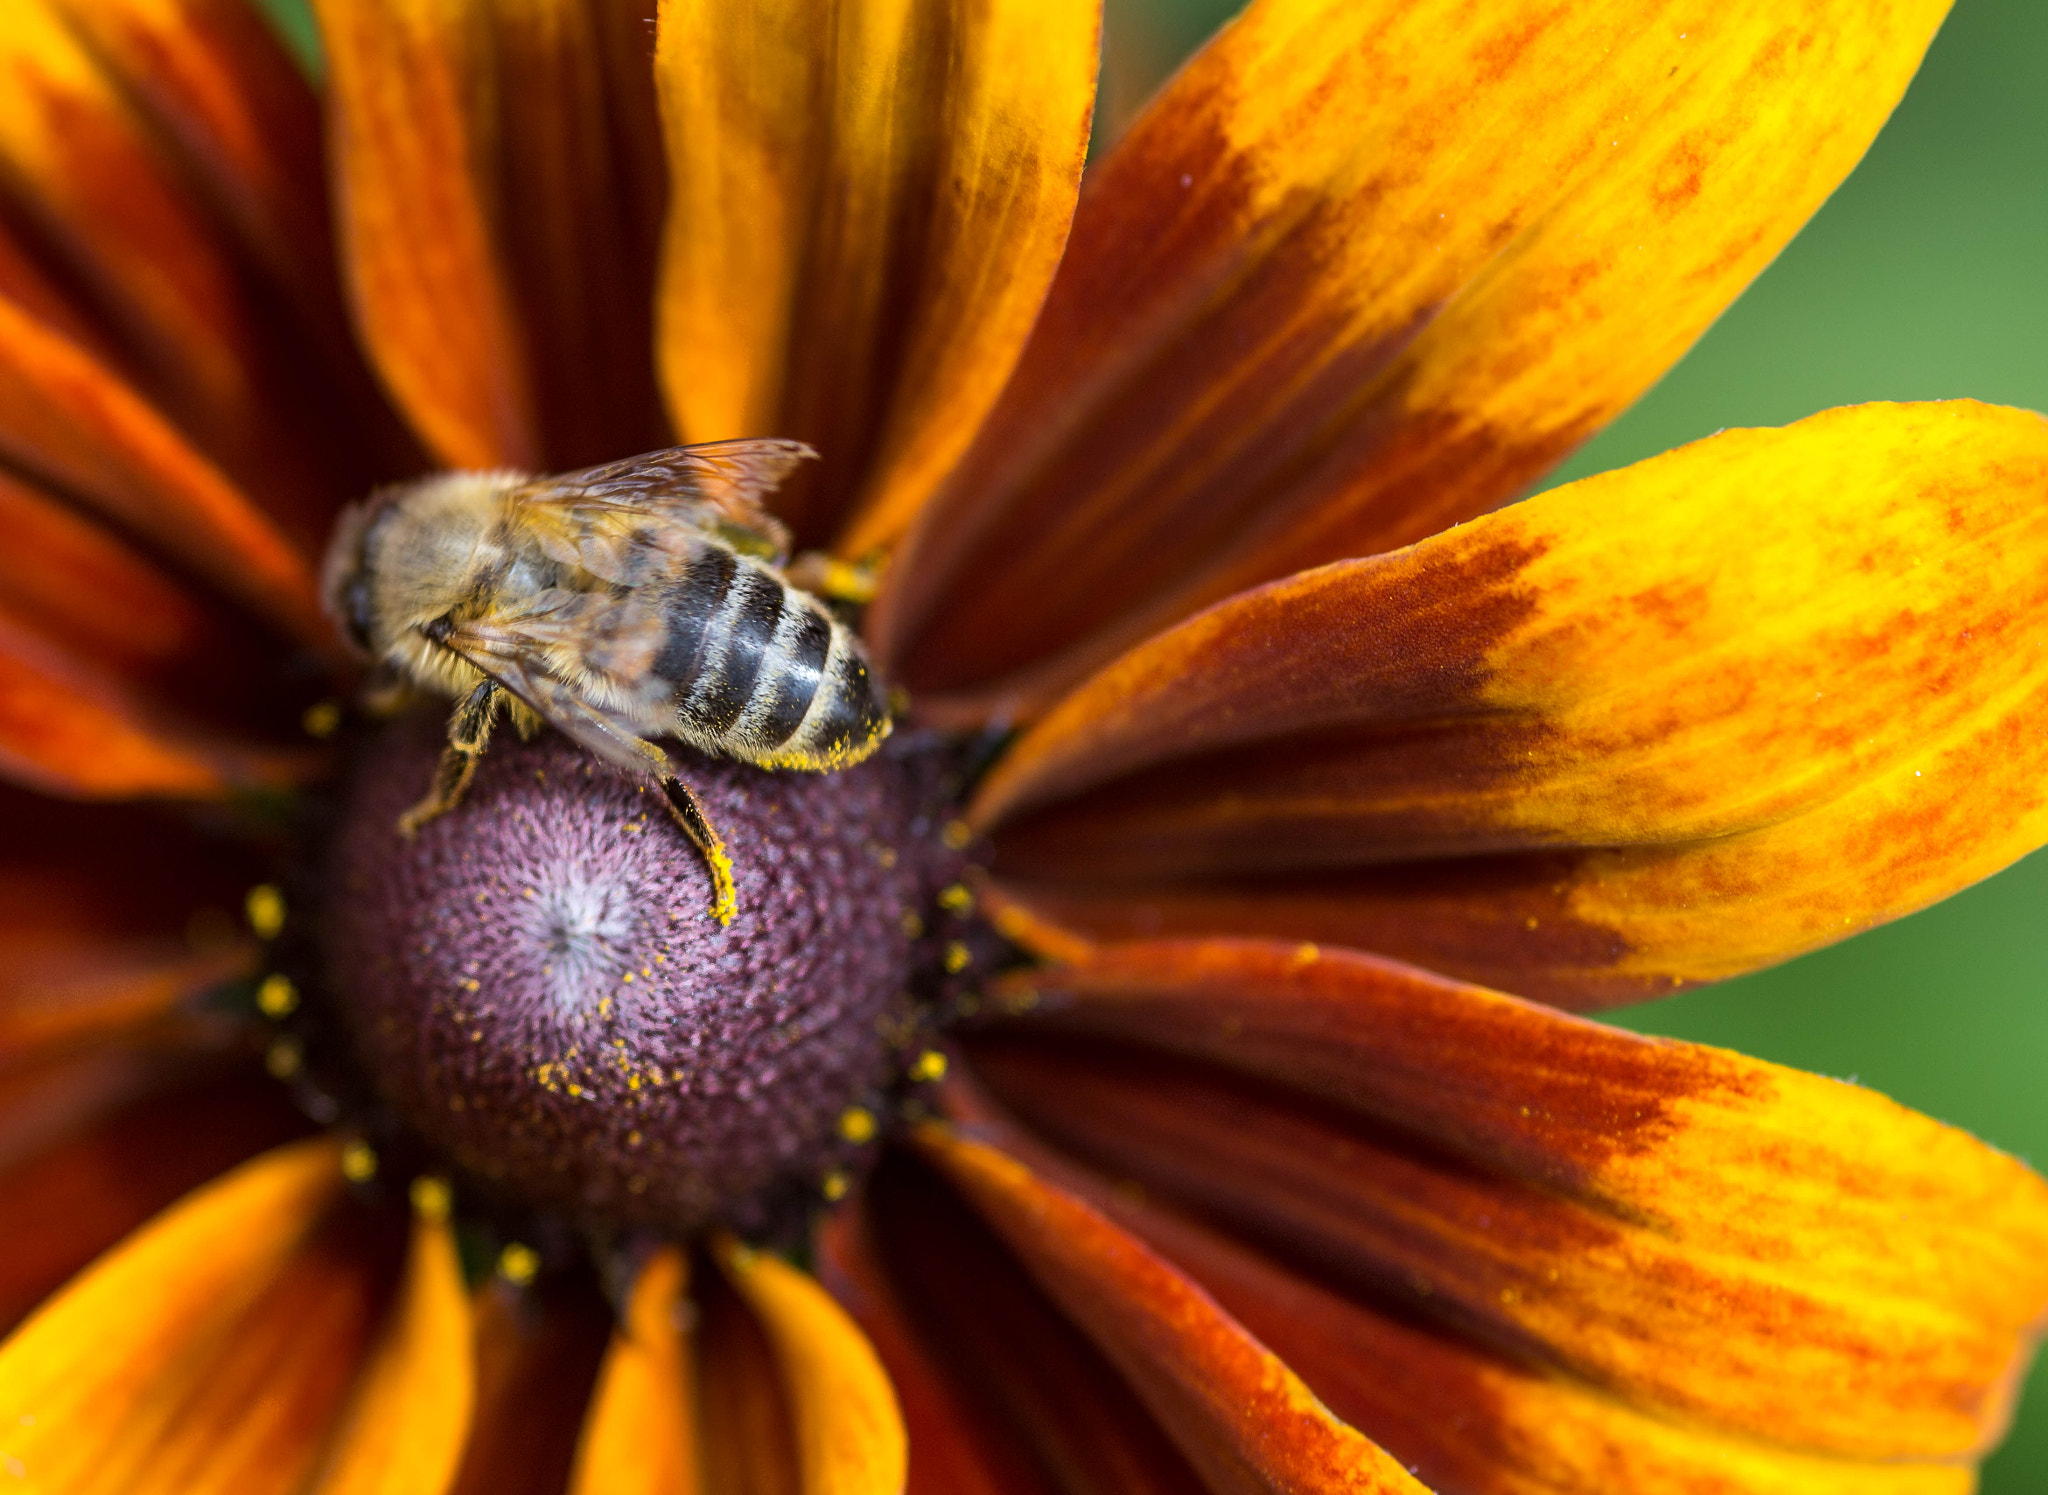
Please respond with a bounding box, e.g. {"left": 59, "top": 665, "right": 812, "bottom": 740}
{"left": 320, "top": 440, "right": 891, "bottom": 925}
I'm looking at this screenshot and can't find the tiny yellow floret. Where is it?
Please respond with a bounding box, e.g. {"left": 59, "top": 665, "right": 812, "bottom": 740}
{"left": 909, "top": 1049, "right": 948, "bottom": 1083}
{"left": 410, "top": 1175, "right": 454, "bottom": 1221}
{"left": 498, "top": 1242, "right": 541, "bottom": 1285}
{"left": 245, "top": 884, "right": 286, "bottom": 939}
{"left": 256, "top": 973, "right": 299, "bottom": 1017}
{"left": 341, "top": 1140, "right": 379, "bottom": 1183}
{"left": 838, "top": 1106, "right": 878, "bottom": 1144}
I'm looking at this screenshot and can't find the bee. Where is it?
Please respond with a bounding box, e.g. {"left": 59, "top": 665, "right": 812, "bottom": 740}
{"left": 320, "top": 440, "right": 891, "bottom": 925}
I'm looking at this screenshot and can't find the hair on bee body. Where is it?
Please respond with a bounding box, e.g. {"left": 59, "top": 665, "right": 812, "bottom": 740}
{"left": 320, "top": 441, "right": 893, "bottom": 926}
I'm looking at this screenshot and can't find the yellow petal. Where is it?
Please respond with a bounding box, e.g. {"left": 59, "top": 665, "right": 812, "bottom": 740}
{"left": 307, "top": 1181, "right": 477, "bottom": 1495}
{"left": 876, "top": 0, "right": 1952, "bottom": 720}
{"left": 979, "top": 401, "right": 2048, "bottom": 1007}
{"left": 314, "top": 0, "right": 541, "bottom": 470}
{"left": 569, "top": 1247, "right": 698, "bottom": 1495}
{"left": 0, "top": 1135, "right": 346, "bottom": 1489}
{"left": 918, "top": 1125, "right": 1430, "bottom": 1495}
{"left": 655, "top": 0, "right": 1099, "bottom": 550}
{"left": 713, "top": 1233, "right": 907, "bottom": 1495}
{"left": 976, "top": 937, "right": 2048, "bottom": 1460}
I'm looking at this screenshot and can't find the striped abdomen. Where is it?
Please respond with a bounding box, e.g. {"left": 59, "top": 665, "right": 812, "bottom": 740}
{"left": 652, "top": 540, "right": 890, "bottom": 769}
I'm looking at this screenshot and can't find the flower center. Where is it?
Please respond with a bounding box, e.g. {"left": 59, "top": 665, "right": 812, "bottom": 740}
{"left": 319, "top": 713, "right": 964, "bottom": 1236}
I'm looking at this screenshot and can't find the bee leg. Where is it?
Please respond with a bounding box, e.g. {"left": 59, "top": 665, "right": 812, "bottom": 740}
{"left": 657, "top": 777, "right": 738, "bottom": 928}
{"left": 397, "top": 680, "right": 501, "bottom": 838}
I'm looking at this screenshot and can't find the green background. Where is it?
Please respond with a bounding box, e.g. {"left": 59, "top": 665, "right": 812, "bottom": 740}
{"left": 257, "top": 0, "right": 2048, "bottom": 1482}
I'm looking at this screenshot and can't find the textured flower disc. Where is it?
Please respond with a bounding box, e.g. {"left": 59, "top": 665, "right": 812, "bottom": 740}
{"left": 322, "top": 715, "right": 957, "bottom": 1235}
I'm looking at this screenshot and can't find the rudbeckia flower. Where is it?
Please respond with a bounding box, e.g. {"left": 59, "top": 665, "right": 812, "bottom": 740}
{"left": 5, "top": 0, "right": 2048, "bottom": 1491}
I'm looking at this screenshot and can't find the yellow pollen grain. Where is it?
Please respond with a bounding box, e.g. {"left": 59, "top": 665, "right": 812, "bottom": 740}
{"left": 301, "top": 700, "right": 343, "bottom": 738}
{"left": 497, "top": 1242, "right": 541, "bottom": 1286}
{"left": 900, "top": 911, "right": 925, "bottom": 938}
{"left": 943, "top": 941, "right": 972, "bottom": 974}
{"left": 341, "top": 1140, "right": 379, "bottom": 1183}
{"left": 821, "top": 1170, "right": 850, "bottom": 1202}
{"left": 264, "top": 1038, "right": 302, "bottom": 1079}
{"left": 937, "top": 883, "right": 974, "bottom": 913}
{"left": 410, "top": 1176, "right": 453, "bottom": 1221}
{"left": 908, "top": 1049, "right": 948, "bottom": 1083}
{"left": 838, "top": 1107, "right": 878, "bottom": 1144}
{"left": 255, "top": 973, "right": 298, "bottom": 1018}
{"left": 1289, "top": 942, "right": 1320, "bottom": 968}
{"left": 245, "top": 884, "right": 286, "bottom": 939}
{"left": 941, "top": 819, "right": 973, "bottom": 850}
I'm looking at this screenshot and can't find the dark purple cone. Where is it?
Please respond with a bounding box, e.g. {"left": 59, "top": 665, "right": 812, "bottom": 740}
{"left": 324, "top": 714, "right": 944, "bottom": 1233}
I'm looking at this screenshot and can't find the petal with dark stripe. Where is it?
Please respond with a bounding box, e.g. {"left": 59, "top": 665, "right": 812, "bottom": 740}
{"left": 967, "top": 937, "right": 2048, "bottom": 1461}
{"left": 875, "top": 0, "right": 1952, "bottom": 719}
{"left": 979, "top": 402, "right": 2048, "bottom": 1006}
{"left": 655, "top": 0, "right": 1100, "bottom": 550}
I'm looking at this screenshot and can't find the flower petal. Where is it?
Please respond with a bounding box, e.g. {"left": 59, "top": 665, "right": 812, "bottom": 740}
{"left": 1077, "top": 1150, "right": 1975, "bottom": 1495}
{"left": 978, "top": 402, "right": 2048, "bottom": 1006}
{"left": 970, "top": 936, "right": 2048, "bottom": 1459}
{"left": 696, "top": 1254, "right": 802, "bottom": 1495}
{"left": 0, "top": 1069, "right": 307, "bottom": 1335}
{"left": 0, "top": 1135, "right": 348, "bottom": 1486}
{"left": 654, "top": 0, "right": 1100, "bottom": 549}
{"left": 313, "top": 0, "right": 541, "bottom": 470}
{"left": 861, "top": 1152, "right": 1228, "bottom": 1495}
{"left": 453, "top": 1280, "right": 610, "bottom": 1495}
{"left": 874, "top": 0, "right": 1951, "bottom": 716}
{"left": 814, "top": 1195, "right": 1053, "bottom": 1495}
{"left": 569, "top": 1247, "right": 699, "bottom": 1495}
{"left": 917, "top": 1123, "right": 1433, "bottom": 1495}
{"left": 0, "top": 293, "right": 329, "bottom": 648}
{"left": 308, "top": 1181, "right": 477, "bottom": 1495}
{"left": 714, "top": 1233, "right": 908, "bottom": 1495}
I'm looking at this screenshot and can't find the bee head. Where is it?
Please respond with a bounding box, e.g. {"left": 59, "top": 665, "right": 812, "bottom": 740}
{"left": 320, "top": 492, "right": 402, "bottom": 658}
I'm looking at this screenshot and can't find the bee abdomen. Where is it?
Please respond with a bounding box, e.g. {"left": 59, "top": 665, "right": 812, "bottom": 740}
{"left": 658, "top": 546, "right": 888, "bottom": 767}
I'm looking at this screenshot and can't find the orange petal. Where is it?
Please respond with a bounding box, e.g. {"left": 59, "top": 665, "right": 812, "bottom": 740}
{"left": 307, "top": 1180, "right": 477, "bottom": 1495}
{"left": 453, "top": 1280, "right": 610, "bottom": 1495}
{"left": 714, "top": 1234, "right": 907, "bottom": 1495}
{"left": 0, "top": 1, "right": 368, "bottom": 533}
{"left": 875, "top": 0, "right": 1951, "bottom": 717}
{"left": 0, "top": 1135, "right": 347, "bottom": 1486}
{"left": 917, "top": 1124, "right": 1431, "bottom": 1495}
{"left": 0, "top": 1068, "right": 307, "bottom": 1336}
{"left": 568, "top": 1248, "right": 699, "bottom": 1495}
{"left": 0, "top": 293, "right": 330, "bottom": 649}
{"left": 863, "top": 1153, "right": 1222, "bottom": 1495}
{"left": 654, "top": 0, "right": 1100, "bottom": 549}
{"left": 1090, "top": 1164, "right": 1976, "bottom": 1495}
{"left": 0, "top": 610, "right": 308, "bottom": 797}
{"left": 696, "top": 1255, "right": 802, "bottom": 1495}
{"left": 979, "top": 401, "right": 2048, "bottom": 1006}
{"left": 814, "top": 1198, "right": 1044, "bottom": 1495}
{"left": 969, "top": 937, "right": 2048, "bottom": 1458}
{"left": 314, "top": 0, "right": 541, "bottom": 470}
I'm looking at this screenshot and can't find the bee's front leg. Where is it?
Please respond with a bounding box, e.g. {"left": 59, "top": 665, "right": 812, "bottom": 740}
{"left": 398, "top": 680, "right": 501, "bottom": 838}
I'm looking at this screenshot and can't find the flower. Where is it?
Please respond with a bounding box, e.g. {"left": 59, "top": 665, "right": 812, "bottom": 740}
{"left": 4, "top": 0, "right": 2048, "bottom": 1491}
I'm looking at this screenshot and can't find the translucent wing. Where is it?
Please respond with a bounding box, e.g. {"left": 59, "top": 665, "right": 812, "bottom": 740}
{"left": 509, "top": 440, "right": 814, "bottom": 580}
{"left": 430, "top": 592, "right": 676, "bottom": 772}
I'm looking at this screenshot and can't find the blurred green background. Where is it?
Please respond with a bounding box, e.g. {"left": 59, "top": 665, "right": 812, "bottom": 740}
{"left": 258, "top": 0, "right": 2048, "bottom": 1482}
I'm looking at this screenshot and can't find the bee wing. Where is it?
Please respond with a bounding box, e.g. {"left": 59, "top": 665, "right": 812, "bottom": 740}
{"left": 432, "top": 599, "right": 675, "bottom": 777}
{"left": 511, "top": 440, "right": 814, "bottom": 578}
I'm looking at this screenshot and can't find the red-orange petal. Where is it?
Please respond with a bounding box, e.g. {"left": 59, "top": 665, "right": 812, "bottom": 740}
{"left": 452, "top": 1280, "right": 610, "bottom": 1495}
{"left": 968, "top": 936, "right": 2048, "bottom": 1459}
{"left": 695, "top": 1253, "right": 803, "bottom": 1495}
{"left": 306, "top": 1179, "right": 477, "bottom": 1495}
{"left": 654, "top": 0, "right": 1100, "bottom": 550}
{"left": 874, "top": 0, "right": 1952, "bottom": 717}
{"left": 568, "top": 1248, "right": 699, "bottom": 1495}
{"left": 978, "top": 402, "right": 2048, "bottom": 1007}
{"left": 918, "top": 1123, "right": 1432, "bottom": 1495}
{"left": 0, "top": 1068, "right": 308, "bottom": 1336}
{"left": 714, "top": 1233, "right": 908, "bottom": 1495}
{"left": 815, "top": 1198, "right": 1044, "bottom": 1495}
{"left": 314, "top": 0, "right": 542, "bottom": 471}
